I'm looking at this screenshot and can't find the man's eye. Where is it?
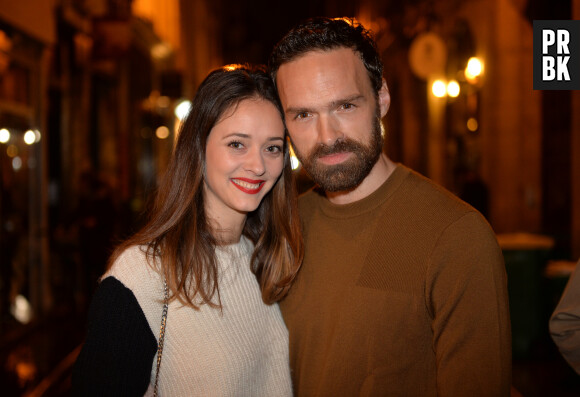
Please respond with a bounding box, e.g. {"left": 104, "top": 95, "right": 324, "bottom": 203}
{"left": 296, "top": 112, "right": 310, "bottom": 120}
{"left": 341, "top": 103, "right": 354, "bottom": 110}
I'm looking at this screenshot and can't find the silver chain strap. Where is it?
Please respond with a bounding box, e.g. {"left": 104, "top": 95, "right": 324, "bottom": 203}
{"left": 153, "top": 278, "right": 169, "bottom": 397}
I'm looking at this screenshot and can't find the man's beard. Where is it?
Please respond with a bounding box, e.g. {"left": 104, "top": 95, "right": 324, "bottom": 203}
{"left": 293, "top": 114, "right": 383, "bottom": 192}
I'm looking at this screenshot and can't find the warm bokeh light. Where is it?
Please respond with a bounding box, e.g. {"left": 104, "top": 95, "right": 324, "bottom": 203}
{"left": 432, "top": 80, "right": 447, "bottom": 98}
{"left": 11, "top": 294, "right": 32, "bottom": 324}
{"left": 465, "top": 57, "right": 484, "bottom": 80}
{"left": 467, "top": 117, "right": 479, "bottom": 132}
{"left": 0, "top": 128, "right": 10, "bottom": 143}
{"left": 24, "top": 130, "right": 36, "bottom": 145}
{"left": 175, "top": 99, "right": 192, "bottom": 121}
{"left": 289, "top": 141, "right": 300, "bottom": 170}
{"left": 174, "top": 99, "right": 191, "bottom": 139}
{"left": 155, "top": 125, "right": 170, "bottom": 139}
{"left": 7, "top": 144, "right": 18, "bottom": 157}
{"left": 151, "top": 42, "right": 172, "bottom": 60}
{"left": 447, "top": 80, "right": 460, "bottom": 97}
{"left": 157, "top": 95, "right": 170, "bottom": 108}
{"left": 132, "top": 0, "right": 181, "bottom": 54}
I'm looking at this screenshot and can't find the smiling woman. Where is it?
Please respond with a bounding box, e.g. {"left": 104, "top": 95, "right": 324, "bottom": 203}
{"left": 71, "top": 65, "right": 303, "bottom": 396}
{"left": 204, "top": 98, "right": 285, "bottom": 241}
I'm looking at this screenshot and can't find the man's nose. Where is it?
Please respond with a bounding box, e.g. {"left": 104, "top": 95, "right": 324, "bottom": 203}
{"left": 244, "top": 149, "right": 266, "bottom": 176}
{"left": 316, "top": 115, "right": 343, "bottom": 146}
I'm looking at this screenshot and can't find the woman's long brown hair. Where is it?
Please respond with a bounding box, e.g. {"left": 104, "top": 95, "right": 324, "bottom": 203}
{"left": 108, "top": 65, "right": 303, "bottom": 308}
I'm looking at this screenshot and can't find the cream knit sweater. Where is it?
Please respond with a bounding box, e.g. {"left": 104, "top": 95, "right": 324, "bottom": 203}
{"left": 106, "top": 236, "right": 293, "bottom": 396}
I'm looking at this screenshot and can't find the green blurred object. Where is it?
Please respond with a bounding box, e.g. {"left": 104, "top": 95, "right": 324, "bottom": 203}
{"left": 497, "top": 233, "right": 555, "bottom": 359}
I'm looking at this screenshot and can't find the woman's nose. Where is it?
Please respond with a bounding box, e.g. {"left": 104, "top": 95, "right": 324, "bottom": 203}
{"left": 244, "top": 149, "right": 266, "bottom": 176}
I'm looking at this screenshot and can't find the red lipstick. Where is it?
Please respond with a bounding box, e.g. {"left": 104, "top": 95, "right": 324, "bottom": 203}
{"left": 231, "top": 178, "right": 266, "bottom": 194}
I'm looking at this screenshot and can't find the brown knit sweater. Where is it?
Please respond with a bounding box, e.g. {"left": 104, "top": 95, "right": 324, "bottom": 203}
{"left": 280, "top": 164, "right": 511, "bottom": 396}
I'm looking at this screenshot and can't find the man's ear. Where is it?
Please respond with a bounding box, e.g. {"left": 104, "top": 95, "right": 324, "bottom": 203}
{"left": 378, "top": 79, "right": 390, "bottom": 118}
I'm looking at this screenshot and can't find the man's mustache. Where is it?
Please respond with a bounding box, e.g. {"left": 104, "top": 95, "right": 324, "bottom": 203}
{"left": 310, "top": 139, "right": 361, "bottom": 158}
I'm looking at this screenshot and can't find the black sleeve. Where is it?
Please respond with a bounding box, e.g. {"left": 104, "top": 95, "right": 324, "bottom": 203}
{"left": 72, "top": 277, "right": 158, "bottom": 397}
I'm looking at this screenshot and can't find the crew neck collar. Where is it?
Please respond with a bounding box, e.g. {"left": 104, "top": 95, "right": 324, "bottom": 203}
{"left": 315, "top": 164, "right": 409, "bottom": 219}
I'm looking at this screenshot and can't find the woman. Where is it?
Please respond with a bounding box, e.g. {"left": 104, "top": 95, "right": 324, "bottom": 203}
{"left": 72, "top": 64, "right": 303, "bottom": 396}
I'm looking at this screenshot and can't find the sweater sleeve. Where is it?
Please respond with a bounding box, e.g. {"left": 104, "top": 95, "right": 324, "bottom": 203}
{"left": 72, "top": 276, "right": 158, "bottom": 396}
{"left": 549, "top": 260, "right": 580, "bottom": 374}
{"left": 426, "top": 211, "right": 511, "bottom": 397}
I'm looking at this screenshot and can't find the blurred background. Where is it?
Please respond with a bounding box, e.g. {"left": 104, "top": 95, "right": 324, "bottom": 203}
{"left": 0, "top": 0, "right": 579, "bottom": 395}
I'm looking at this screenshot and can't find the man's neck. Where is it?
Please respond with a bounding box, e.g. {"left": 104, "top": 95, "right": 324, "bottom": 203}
{"left": 325, "top": 154, "right": 396, "bottom": 205}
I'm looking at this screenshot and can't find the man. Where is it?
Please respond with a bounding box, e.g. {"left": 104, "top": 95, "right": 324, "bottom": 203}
{"left": 269, "top": 17, "right": 511, "bottom": 396}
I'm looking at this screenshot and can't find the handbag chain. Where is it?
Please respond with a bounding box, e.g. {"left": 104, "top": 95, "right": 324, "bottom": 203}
{"left": 153, "top": 278, "right": 169, "bottom": 397}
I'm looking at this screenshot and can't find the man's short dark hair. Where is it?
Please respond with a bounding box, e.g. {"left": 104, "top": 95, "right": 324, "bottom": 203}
{"left": 269, "top": 17, "right": 384, "bottom": 94}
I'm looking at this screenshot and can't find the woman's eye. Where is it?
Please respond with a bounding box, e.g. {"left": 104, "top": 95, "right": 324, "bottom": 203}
{"left": 228, "top": 141, "right": 243, "bottom": 149}
{"left": 266, "top": 145, "right": 282, "bottom": 154}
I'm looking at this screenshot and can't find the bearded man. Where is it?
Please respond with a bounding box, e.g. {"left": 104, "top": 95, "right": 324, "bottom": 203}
{"left": 269, "top": 17, "right": 511, "bottom": 396}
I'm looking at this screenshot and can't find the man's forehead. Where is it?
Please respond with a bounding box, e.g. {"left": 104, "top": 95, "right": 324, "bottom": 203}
{"left": 277, "top": 47, "right": 360, "bottom": 75}
{"left": 276, "top": 48, "right": 370, "bottom": 103}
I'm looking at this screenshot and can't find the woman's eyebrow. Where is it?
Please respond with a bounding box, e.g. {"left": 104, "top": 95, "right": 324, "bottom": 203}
{"left": 222, "top": 132, "right": 250, "bottom": 139}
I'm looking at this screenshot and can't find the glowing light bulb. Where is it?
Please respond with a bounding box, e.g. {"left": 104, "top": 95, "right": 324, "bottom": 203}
{"left": 24, "top": 130, "right": 36, "bottom": 145}
{"left": 432, "top": 80, "right": 447, "bottom": 98}
{"left": 447, "top": 80, "right": 460, "bottom": 97}
{"left": 467, "top": 118, "right": 479, "bottom": 131}
{"left": 465, "top": 57, "right": 484, "bottom": 80}
{"left": 156, "top": 126, "right": 170, "bottom": 139}
{"left": 174, "top": 100, "right": 192, "bottom": 121}
{"left": 0, "top": 128, "right": 10, "bottom": 143}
